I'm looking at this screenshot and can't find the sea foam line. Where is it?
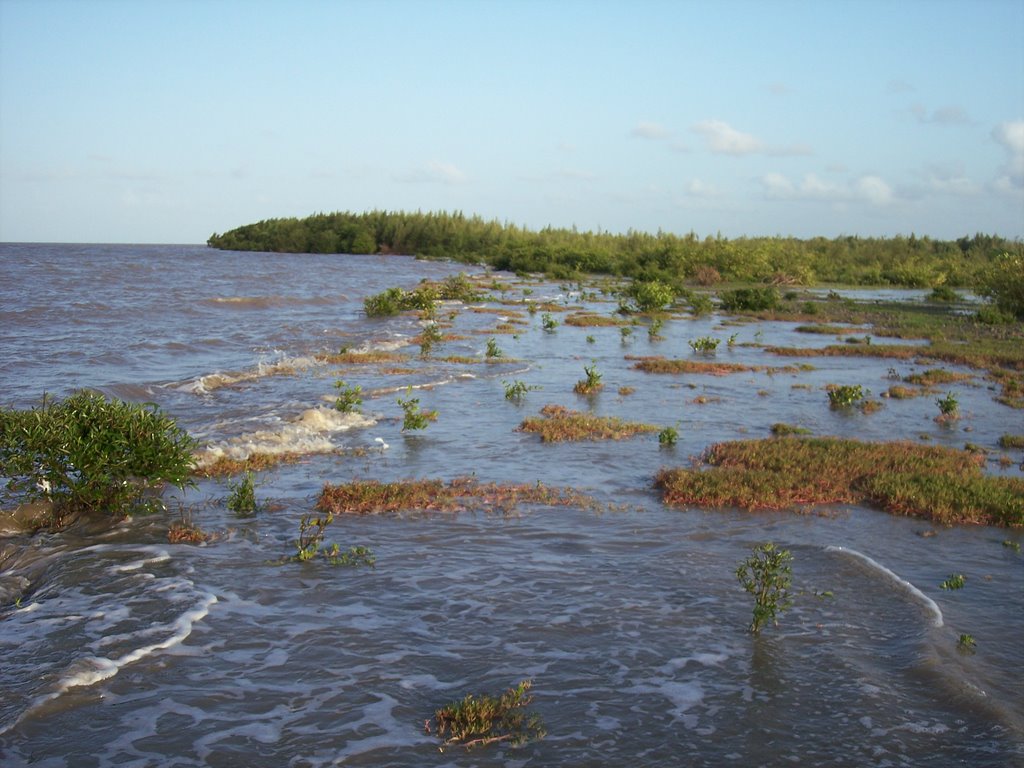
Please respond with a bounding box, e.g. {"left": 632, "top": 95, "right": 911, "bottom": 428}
{"left": 826, "top": 546, "right": 943, "bottom": 628}
{"left": 0, "top": 591, "right": 218, "bottom": 737}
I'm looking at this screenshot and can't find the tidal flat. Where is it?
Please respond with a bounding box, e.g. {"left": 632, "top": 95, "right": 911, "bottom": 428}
{"left": 0, "top": 243, "right": 1022, "bottom": 766}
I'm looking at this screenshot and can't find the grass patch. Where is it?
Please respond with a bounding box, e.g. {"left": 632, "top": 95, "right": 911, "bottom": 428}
{"left": 564, "top": 312, "right": 624, "bottom": 327}
{"left": 317, "top": 350, "right": 410, "bottom": 365}
{"left": 317, "top": 476, "right": 594, "bottom": 515}
{"left": 655, "top": 437, "right": 1023, "bottom": 527}
{"left": 770, "top": 423, "right": 812, "bottom": 436}
{"left": 794, "top": 324, "right": 869, "bottom": 335}
{"left": 998, "top": 434, "right": 1024, "bottom": 450}
{"left": 904, "top": 368, "right": 973, "bottom": 386}
{"left": 630, "top": 356, "right": 762, "bottom": 376}
{"left": 194, "top": 452, "right": 306, "bottom": 478}
{"left": 518, "top": 404, "right": 658, "bottom": 442}
{"left": 885, "top": 385, "right": 927, "bottom": 399}
{"left": 428, "top": 680, "right": 545, "bottom": 749}
{"left": 766, "top": 344, "right": 921, "bottom": 361}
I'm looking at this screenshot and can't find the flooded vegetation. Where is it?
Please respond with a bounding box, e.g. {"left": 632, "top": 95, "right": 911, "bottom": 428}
{"left": 1, "top": 243, "right": 1022, "bottom": 765}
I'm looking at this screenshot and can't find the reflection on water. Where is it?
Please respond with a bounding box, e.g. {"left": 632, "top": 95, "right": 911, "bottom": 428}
{"left": 0, "top": 244, "right": 1021, "bottom": 766}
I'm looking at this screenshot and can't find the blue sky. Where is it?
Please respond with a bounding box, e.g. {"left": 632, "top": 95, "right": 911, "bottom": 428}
{"left": 1, "top": 0, "right": 1022, "bottom": 243}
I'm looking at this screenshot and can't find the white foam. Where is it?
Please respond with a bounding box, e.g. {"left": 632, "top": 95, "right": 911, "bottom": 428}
{"left": 826, "top": 546, "right": 944, "bottom": 628}
{"left": 0, "top": 590, "right": 217, "bottom": 737}
{"left": 180, "top": 355, "right": 321, "bottom": 395}
{"left": 194, "top": 407, "right": 376, "bottom": 466}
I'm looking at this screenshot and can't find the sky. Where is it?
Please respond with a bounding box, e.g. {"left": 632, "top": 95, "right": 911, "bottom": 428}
{"left": 1, "top": 0, "right": 1022, "bottom": 244}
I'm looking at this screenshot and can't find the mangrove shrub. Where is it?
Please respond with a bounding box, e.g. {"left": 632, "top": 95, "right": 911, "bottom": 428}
{"left": 0, "top": 391, "right": 196, "bottom": 525}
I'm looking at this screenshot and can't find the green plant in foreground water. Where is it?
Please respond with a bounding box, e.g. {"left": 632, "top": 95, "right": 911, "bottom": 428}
{"left": 485, "top": 337, "right": 503, "bottom": 359}
{"left": 226, "top": 471, "right": 259, "bottom": 516}
{"left": 0, "top": 391, "right": 196, "bottom": 527}
{"left": 689, "top": 336, "right": 721, "bottom": 354}
{"left": 658, "top": 425, "right": 678, "bottom": 446}
{"left": 957, "top": 633, "right": 976, "bottom": 653}
{"left": 504, "top": 380, "right": 539, "bottom": 402}
{"left": 736, "top": 542, "right": 793, "bottom": 634}
{"left": 428, "top": 679, "right": 545, "bottom": 748}
{"left": 333, "top": 380, "right": 363, "bottom": 413}
{"left": 574, "top": 363, "right": 604, "bottom": 395}
{"left": 940, "top": 573, "right": 966, "bottom": 590}
{"left": 827, "top": 383, "right": 866, "bottom": 408}
{"left": 398, "top": 389, "right": 438, "bottom": 431}
{"left": 541, "top": 313, "right": 558, "bottom": 332}
{"left": 936, "top": 392, "right": 960, "bottom": 418}
{"left": 293, "top": 511, "right": 375, "bottom": 566}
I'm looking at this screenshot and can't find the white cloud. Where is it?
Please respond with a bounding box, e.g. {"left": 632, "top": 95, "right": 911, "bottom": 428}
{"left": 910, "top": 103, "right": 971, "bottom": 124}
{"left": 760, "top": 172, "right": 895, "bottom": 205}
{"left": 856, "top": 176, "right": 893, "bottom": 205}
{"left": 692, "top": 119, "right": 810, "bottom": 157}
{"left": 683, "top": 178, "right": 721, "bottom": 198}
{"left": 692, "top": 120, "right": 764, "bottom": 155}
{"left": 992, "top": 120, "right": 1024, "bottom": 192}
{"left": 631, "top": 121, "right": 671, "bottom": 140}
{"left": 394, "top": 160, "right": 467, "bottom": 185}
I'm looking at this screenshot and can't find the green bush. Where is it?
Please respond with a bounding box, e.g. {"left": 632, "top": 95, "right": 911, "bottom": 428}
{"left": 625, "top": 279, "right": 675, "bottom": 313}
{"left": 0, "top": 392, "right": 196, "bottom": 525}
{"left": 719, "top": 287, "right": 780, "bottom": 312}
{"left": 982, "top": 252, "right": 1024, "bottom": 320}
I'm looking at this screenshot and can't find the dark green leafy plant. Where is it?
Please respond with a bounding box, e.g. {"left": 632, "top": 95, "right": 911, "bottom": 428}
{"left": 689, "top": 336, "right": 720, "bottom": 353}
{"left": 429, "top": 679, "right": 545, "bottom": 748}
{"left": 573, "top": 363, "right": 603, "bottom": 395}
{"left": 625, "top": 279, "right": 675, "bottom": 313}
{"left": 504, "top": 380, "right": 539, "bottom": 401}
{"left": 658, "top": 425, "right": 678, "bottom": 446}
{"left": 940, "top": 573, "right": 966, "bottom": 590}
{"left": 936, "top": 392, "right": 959, "bottom": 418}
{"left": 827, "top": 384, "right": 866, "bottom": 408}
{"left": 486, "top": 337, "right": 503, "bottom": 358}
{"left": 292, "top": 510, "right": 375, "bottom": 566}
{"left": 735, "top": 542, "right": 793, "bottom": 634}
{"left": 333, "top": 380, "right": 363, "bottom": 413}
{"left": 226, "top": 471, "right": 259, "bottom": 516}
{"left": 398, "top": 389, "right": 438, "bottom": 431}
{"left": 0, "top": 391, "right": 196, "bottom": 526}
{"left": 719, "top": 287, "right": 779, "bottom": 312}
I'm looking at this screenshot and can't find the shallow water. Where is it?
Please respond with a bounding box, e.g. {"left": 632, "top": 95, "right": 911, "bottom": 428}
{"left": 0, "top": 244, "right": 1022, "bottom": 766}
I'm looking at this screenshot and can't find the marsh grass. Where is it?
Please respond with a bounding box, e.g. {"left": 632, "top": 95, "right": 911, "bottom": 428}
{"left": 630, "top": 356, "right": 765, "bottom": 376}
{"left": 428, "top": 680, "right": 545, "bottom": 749}
{"left": 564, "top": 312, "right": 624, "bottom": 327}
{"left": 317, "top": 350, "right": 410, "bottom": 365}
{"left": 195, "top": 451, "right": 306, "bottom": 478}
{"left": 655, "top": 437, "right": 1024, "bottom": 526}
{"left": 317, "top": 476, "right": 595, "bottom": 515}
{"left": 519, "top": 404, "right": 658, "bottom": 442}
{"left": 905, "top": 369, "right": 973, "bottom": 387}
{"left": 998, "top": 434, "right": 1024, "bottom": 449}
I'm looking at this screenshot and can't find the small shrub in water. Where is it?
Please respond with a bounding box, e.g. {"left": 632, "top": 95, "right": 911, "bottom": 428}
{"left": 485, "top": 337, "right": 503, "bottom": 358}
{"left": 658, "top": 425, "right": 678, "bottom": 446}
{"left": 957, "top": 633, "right": 976, "bottom": 653}
{"left": 398, "top": 389, "right": 438, "bottom": 431}
{"left": 689, "top": 336, "right": 720, "bottom": 354}
{"left": 419, "top": 322, "right": 443, "bottom": 357}
{"left": 940, "top": 573, "right": 966, "bottom": 590}
{"left": 621, "top": 326, "right": 633, "bottom": 342}
{"left": 648, "top": 317, "right": 664, "bottom": 340}
{"left": 504, "top": 380, "right": 539, "bottom": 401}
{"left": 293, "top": 511, "right": 375, "bottom": 566}
{"left": 333, "top": 380, "right": 363, "bottom": 413}
{"left": 226, "top": 471, "right": 259, "bottom": 516}
{"left": 541, "top": 313, "right": 558, "bottom": 332}
{"left": 736, "top": 542, "right": 793, "bottom": 634}
{"left": 625, "top": 279, "right": 675, "bottom": 313}
{"left": 827, "top": 384, "right": 866, "bottom": 408}
{"left": 429, "top": 679, "right": 545, "bottom": 748}
{"left": 574, "top": 363, "right": 604, "bottom": 395}
{"left": 936, "top": 392, "right": 960, "bottom": 418}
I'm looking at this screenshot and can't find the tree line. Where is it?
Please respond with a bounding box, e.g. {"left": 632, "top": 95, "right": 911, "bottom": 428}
{"left": 207, "top": 210, "right": 1020, "bottom": 290}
